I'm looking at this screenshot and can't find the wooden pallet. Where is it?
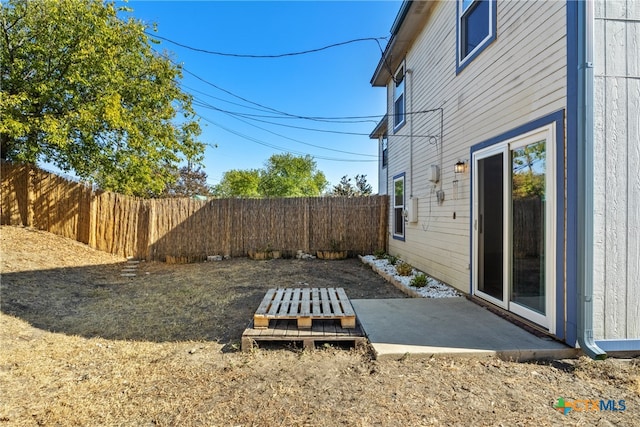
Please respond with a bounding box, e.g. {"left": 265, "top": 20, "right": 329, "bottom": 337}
{"left": 253, "top": 287, "right": 356, "bottom": 329}
{"left": 241, "top": 319, "right": 366, "bottom": 351}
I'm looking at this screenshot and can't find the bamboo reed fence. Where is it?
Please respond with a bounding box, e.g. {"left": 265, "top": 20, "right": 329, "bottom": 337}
{"left": 512, "top": 197, "right": 543, "bottom": 258}
{"left": 1, "top": 162, "right": 388, "bottom": 261}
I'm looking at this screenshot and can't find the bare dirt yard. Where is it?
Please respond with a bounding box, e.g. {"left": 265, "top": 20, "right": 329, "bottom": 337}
{"left": 1, "top": 225, "right": 639, "bottom": 426}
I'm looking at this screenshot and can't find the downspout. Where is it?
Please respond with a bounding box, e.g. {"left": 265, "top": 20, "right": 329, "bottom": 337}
{"left": 576, "top": 0, "right": 606, "bottom": 359}
{"left": 407, "top": 68, "right": 414, "bottom": 198}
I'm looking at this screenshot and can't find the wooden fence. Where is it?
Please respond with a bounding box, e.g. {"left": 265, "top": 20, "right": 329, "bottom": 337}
{"left": 1, "top": 162, "right": 388, "bottom": 261}
{"left": 513, "top": 197, "right": 543, "bottom": 258}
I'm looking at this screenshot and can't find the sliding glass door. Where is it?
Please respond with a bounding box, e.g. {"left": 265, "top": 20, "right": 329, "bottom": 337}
{"left": 472, "top": 125, "right": 556, "bottom": 330}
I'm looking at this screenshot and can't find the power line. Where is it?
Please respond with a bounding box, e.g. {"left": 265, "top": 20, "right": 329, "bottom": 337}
{"left": 217, "top": 110, "right": 375, "bottom": 136}
{"left": 179, "top": 64, "right": 320, "bottom": 120}
{"left": 162, "top": 55, "right": 381, "bottom": 125}
{"left": 182, "top": 83, "right": 283, "bottom": 116}
{"left": 374, "top": 37, "right": 400, "bottom": 85}
{"left": 197, "top": 113, "right": 377, "bottom": 162}
{"left": 155, "top": 49, "right": 440, "bottom": 139}
{"left": 146, "top": 31, "right": 388, "bottom": 58}
{"left": 194, "top": 97, "right": 376, "bottom": 158}
{"left": 157, "top": 51, "right": 379, "bottom": 126}
{"left": 195, "top": 99, "right": 441, "bottom": 139}
{"left": 185, "top": 83, "right": 378, "bottom": 124}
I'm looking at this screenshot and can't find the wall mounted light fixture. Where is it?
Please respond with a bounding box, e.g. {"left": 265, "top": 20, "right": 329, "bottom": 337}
{"left": 454, "top": 160, "right": 467, "bottom": 174}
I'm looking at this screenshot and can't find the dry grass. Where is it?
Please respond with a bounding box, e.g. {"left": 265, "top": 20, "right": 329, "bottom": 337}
{"left": 1, "top": 226, "right": 639, "bottom": 426}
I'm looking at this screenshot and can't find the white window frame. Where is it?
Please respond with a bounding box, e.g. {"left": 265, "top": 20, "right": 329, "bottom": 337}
{"left": 393, "top": 173, "right": 405, "bottom": 240}
{"left": 457, "top": 0, "right": 496, "bottom": 72}
{"left": 393, "top": 64, "right": 405, "bottom": 131}
{"left": 381, "top": 135, "right": 388, "bottom": 168}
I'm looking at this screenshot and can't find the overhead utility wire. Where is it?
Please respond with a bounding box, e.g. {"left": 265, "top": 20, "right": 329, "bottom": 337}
{"left": 148, "top": 48, "right": 301, "bottom": 119}
{"left": 197, "top": 100, "right": 442, "bottom": 139}
{"left": 184, "top": 83, "right": 377, "bottom": 124}
{"left": 156, "top": 49, "right": 438, "bottom": 138}
{"left": 196, "top": 113, "right": 376, "bottom": 162}
{"left": 154, "top": 51, "right": 382, "bottom": 124}
{"left": 181, "top": 83, "right": 285, "bottom": 116}
{"left": 147, "top": 32, "right": 388, "bottom": 58}
{"left": 192, "top": 97, "right": 376, "bottom": 158}
{"left": 191, "top": 97, "right": 368, "bottom": 136}
{"left": 180, "top": 64, "right": 384, "bottom": 125}
{"left": 374, "top": 38, "right": 400, "bottom": 85}
{"left": 177, "top": 59, "right": 439, "bottom": 133}
{"left": 180, "top": 64, "right": 323, "bottom": 120}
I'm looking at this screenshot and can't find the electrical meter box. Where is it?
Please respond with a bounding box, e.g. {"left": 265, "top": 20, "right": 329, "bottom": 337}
{"left": 430, "top": 165, "right": 440, "bottom": 183}
{"left": 408, "top": 197, "right": 418, "bottom": 223}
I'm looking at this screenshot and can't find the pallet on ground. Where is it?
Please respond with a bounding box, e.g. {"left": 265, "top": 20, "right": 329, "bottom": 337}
{"left": 241, "top": 319, "right": 367, "bottom": 351}
{"left": 253, "top": 287, "right": 356, "bottom": 329}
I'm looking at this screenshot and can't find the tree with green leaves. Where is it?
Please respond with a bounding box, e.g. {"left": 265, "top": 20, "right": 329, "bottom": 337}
{"left": 212, "top": 169, "right": 261, "bottom": 198}
{"left": 331, "top": 174, "right": 373, "bottom": 197}
{"left": 0, "top": 0, "right": 204, "bottom": 196}
{"left": 212, "top": 154, "right": 327, "bottom": 198}
{"left": 512, "top": 141, "right": 545, "bottom": 198}
{"left": 258, "top": 154, "right": 327, "bottom": 197}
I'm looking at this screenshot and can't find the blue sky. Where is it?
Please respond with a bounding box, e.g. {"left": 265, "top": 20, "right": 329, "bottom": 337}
{"left": 118, "top": 0, "right": 402, "bottom": 193}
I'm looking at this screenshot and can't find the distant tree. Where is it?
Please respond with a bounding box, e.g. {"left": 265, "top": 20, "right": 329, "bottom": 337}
{"left": 162, "top": 163, "right": 212, "bottom": 198}
{"left": 0, "top": 0, "right": 204, "bottom": 196}
{"left": 331, "top": 174, "right": 373, "bottom": 197}
{"left": 332, "top": 175, "right": 354, "bottom": 196}
{"left": 354, "top": 174, "right": 373, "bottom": 195}
{"left": 512, "top": 142, "right": 545, "bottom": 198}
{"left": 258, "top": 154, "right": 327, "bottom": 197}
{"left": 212, "top": 154, "right": 328, "bottom": 198}
{"left": 212, "top": 169, "right": 261, "bottom": 197}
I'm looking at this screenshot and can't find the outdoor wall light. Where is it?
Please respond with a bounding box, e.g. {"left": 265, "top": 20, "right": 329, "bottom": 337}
{"left": 454, "top": 160, "right": 467, "bottom": 174}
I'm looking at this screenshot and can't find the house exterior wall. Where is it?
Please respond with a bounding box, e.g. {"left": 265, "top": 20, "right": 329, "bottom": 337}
{"left": 382, "top": 0, "right": 567, "bottom": 292}
{"left": 592, "top": 0, "right": 640, "bottom": 343}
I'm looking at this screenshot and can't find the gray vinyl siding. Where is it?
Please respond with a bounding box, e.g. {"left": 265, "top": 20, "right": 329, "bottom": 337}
{"left": 383, "top": 0, "right": 567, "bottom": 291}
{"left": 592, "top": 0, "right": 640, "bottom": 341}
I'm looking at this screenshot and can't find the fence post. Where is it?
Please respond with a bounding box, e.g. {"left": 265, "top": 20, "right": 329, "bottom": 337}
{"left": 88, "top": 189, "right": 97, "bottom": 249}
{"left": 25, "top": 166, "right": 35, "bottom": 227}
{"left": 224, "top": 199, "right": 232, "bottom": 257}
{"left": 146, "top": 201, "right": 156, "bottom": 261}
{"left": 303, "top": 198, "right": 310, "bottom": 253}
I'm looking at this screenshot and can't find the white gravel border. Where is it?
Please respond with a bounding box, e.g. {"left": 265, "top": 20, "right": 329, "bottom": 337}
{"left": 359, "top": 255, "right": 461, "bottom": 298}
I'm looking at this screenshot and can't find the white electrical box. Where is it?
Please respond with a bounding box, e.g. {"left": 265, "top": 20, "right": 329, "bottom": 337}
{"left": 430, "top": 165, "right": 440, "bottom": 183}
{"left": 408, "top": 197, "right": 418, "bottom": 223}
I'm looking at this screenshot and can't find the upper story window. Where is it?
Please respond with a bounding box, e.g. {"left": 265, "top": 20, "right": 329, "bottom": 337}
{"left": 457, "top": 0, "right": 496, "bottom": 73}
{"left": 393, "top": 65, "right": 405, "bottom": 131}
{"left": 381, "top": 135, "right": 388, "bottom": 168}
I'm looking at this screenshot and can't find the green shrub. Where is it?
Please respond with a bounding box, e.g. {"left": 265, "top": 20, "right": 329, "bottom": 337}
{"left": 373, "top": 249, "right": 387, "bottom": 259}
{"left": 395, "top": 261, "right": 413, "bottom": 276}
{"left": 386, "top": 255, "right": 398, "bottom": 265}
{"left": 410, "top": 273, "right": 428, "bottom": 287}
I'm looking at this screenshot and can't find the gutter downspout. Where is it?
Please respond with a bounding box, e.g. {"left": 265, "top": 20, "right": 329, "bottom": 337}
{"left": 576, "top": 0, "right": 606, "bottom": 360}
{"left": 407, "top": 68, "right": 414, "bottom": 198}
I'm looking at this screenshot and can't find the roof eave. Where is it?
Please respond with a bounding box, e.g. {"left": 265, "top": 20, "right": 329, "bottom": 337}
{"left": 370, "top": 36, "right": 397, "bottom": 87}
{"left": 370, "top": 0, "right": 435, "bottom": 87}
{"left": 369, "top": 115, "right": 388, "bottom": 139}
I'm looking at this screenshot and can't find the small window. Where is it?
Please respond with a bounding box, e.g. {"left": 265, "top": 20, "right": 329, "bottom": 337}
{"left": 381, "top": 135, "right": 388, "bottom": 168}
{"left": 393, "top": 173, "right": 405, "bottom": 239}
{"left": 457, "top": 0, "right": 496, "bottom": 72}
{"left": 393, "top": 66, "right": 405, "bottom": 130}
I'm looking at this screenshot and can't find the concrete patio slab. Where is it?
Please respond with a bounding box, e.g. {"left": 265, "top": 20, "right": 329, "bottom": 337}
{"left": 351, "top": 298, "right": 580, "bottom": 360}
